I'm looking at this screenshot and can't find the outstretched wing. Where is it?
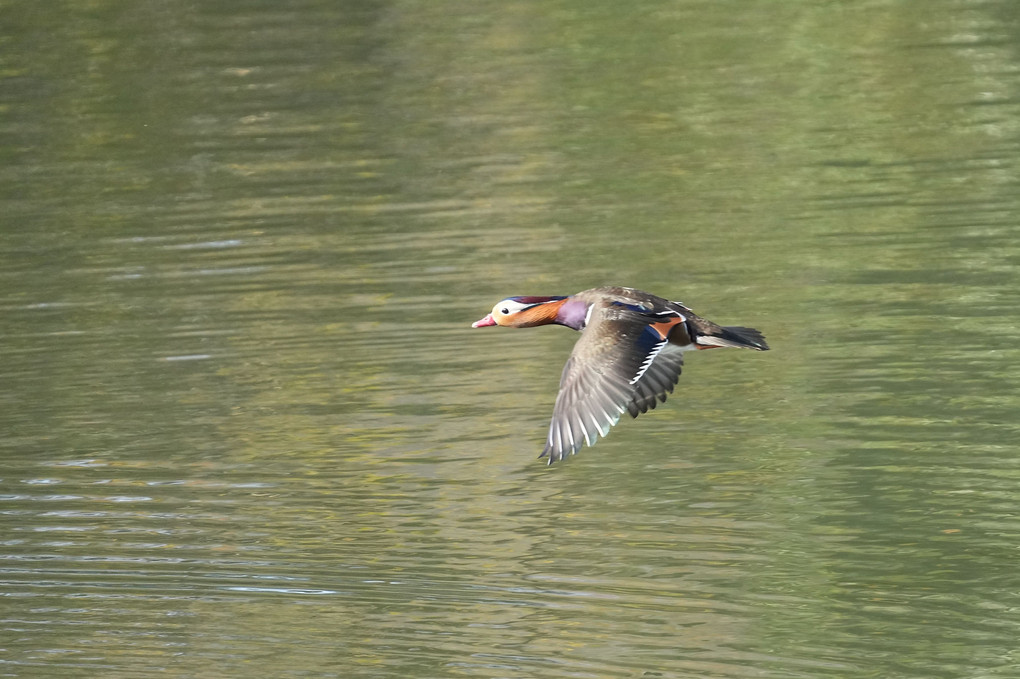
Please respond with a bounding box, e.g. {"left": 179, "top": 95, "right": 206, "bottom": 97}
{"left": 540, "top": 309, "right": 686, "bottom": 463}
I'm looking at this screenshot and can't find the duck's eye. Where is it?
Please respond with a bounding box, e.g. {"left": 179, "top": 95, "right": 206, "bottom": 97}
{"left": 500, "top": 307, "right": 510, "bottom": 315}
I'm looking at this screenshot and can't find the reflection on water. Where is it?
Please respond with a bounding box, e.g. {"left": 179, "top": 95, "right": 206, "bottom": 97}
{"left": 3, "top": 0, "right": 1020, "bottom": 677}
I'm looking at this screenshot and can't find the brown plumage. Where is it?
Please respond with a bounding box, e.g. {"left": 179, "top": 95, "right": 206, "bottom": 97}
{"left": 472, "top": 286, "right": 769, "bottom": 464}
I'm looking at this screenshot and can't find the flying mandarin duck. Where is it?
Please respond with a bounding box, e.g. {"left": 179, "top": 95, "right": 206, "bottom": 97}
{"left": 472, "top": 286, "right": 768, "bottom": 463}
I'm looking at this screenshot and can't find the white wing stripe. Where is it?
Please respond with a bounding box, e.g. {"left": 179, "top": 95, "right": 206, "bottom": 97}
{"left": 576, "top": 416, "right": 592, "bottom": 447}
{"left": 629, "top": 339, "right": 667, "bottom": 385}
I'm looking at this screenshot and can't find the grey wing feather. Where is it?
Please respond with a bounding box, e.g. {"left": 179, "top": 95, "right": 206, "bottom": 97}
{"left": 626, "top": 347, "right": 683, "bottom": 417}
{"left": 540, "top": 321, "right": 685, "bottom": 464}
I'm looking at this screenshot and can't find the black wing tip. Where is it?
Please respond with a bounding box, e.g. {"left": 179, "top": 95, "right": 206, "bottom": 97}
{"left": 539, "top": 448, "right": 562, "bottom": 465}
{"left": 539, "top": 442, "right": 584, "bottom": 465}
{"left": 718, "top": 326, "right": 770, "bottom": 351}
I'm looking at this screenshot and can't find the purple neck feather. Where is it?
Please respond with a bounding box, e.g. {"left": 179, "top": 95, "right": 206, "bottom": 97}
{"left": 555, "top": 299, "right": 590, "bottom": 330}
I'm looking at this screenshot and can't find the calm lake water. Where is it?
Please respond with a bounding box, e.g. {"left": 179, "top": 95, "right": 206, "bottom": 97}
{"left": 3, "top": 1, "right": 1020, "bottom": 677}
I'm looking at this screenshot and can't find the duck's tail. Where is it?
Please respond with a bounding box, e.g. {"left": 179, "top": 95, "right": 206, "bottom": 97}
{"left": 695, "top": 325, "right": 769, "bottom": 351}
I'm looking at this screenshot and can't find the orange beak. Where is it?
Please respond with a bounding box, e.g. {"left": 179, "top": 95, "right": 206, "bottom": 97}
{"left": 471, "top": 313, "right": 497, "bottom": 328}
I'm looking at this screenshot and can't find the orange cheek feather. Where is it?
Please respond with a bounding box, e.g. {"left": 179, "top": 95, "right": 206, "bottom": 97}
{"left": 649, "top": 318, "right": 686, "bottom": 340}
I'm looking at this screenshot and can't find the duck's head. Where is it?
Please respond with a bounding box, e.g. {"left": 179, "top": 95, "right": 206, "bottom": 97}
{"left": 472, "top": 296, "right": 567, "bottom": 328}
